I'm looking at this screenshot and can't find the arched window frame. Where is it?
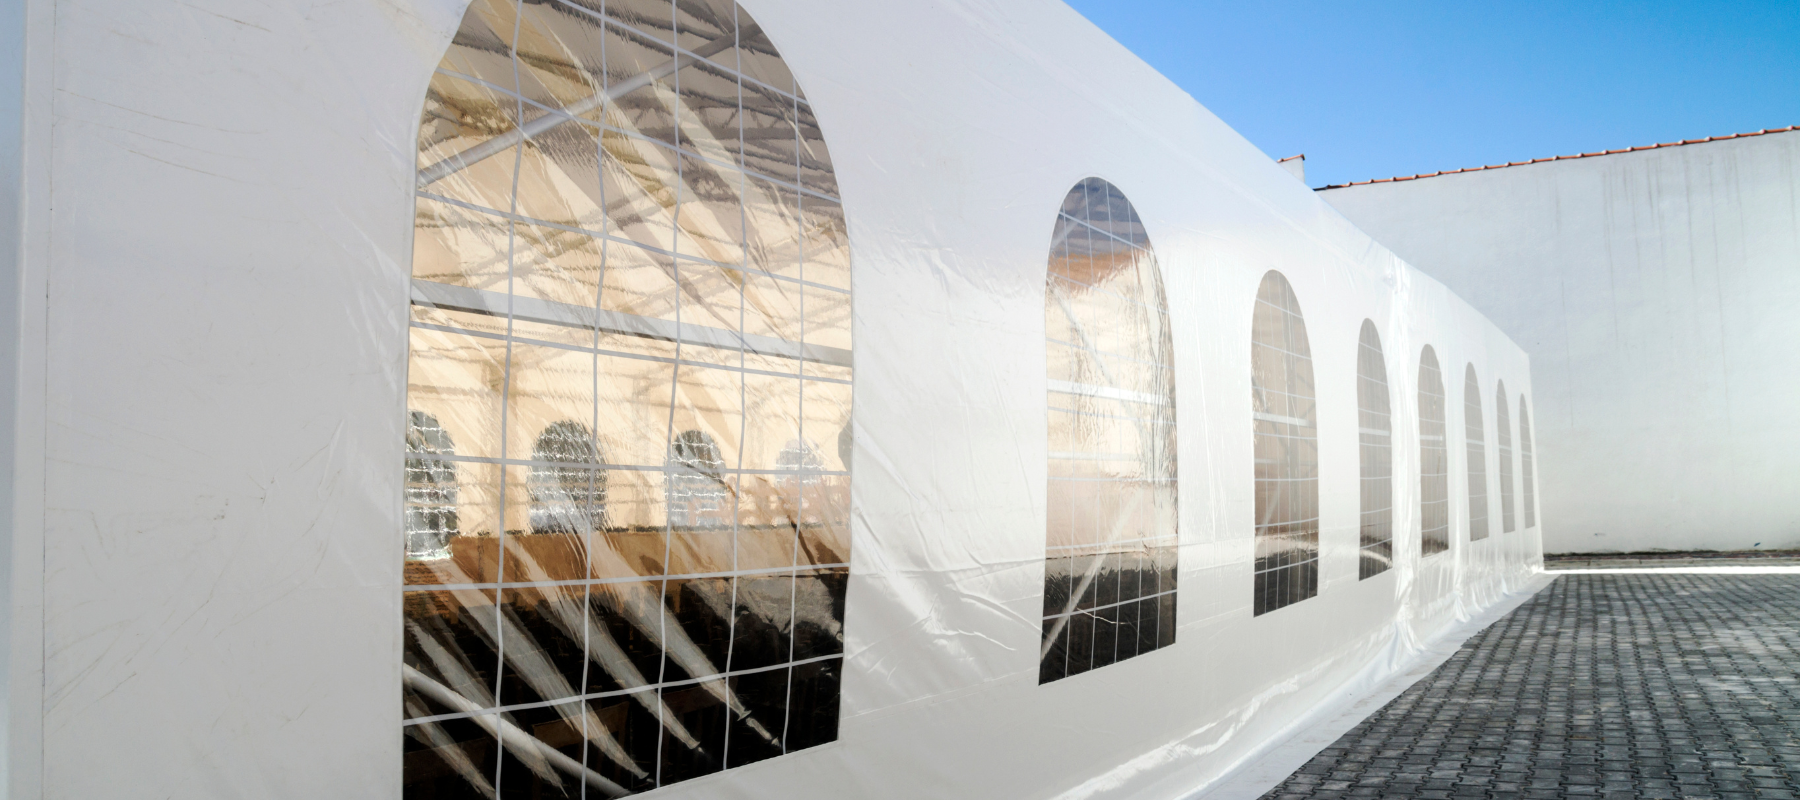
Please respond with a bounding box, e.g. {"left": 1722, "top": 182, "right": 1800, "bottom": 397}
{"left": 1040, "top": 177, "right": 1179, "bottom": 684}
{"left": 1464, "top": 364, "right": 1489, "bottom": 542}
{"left": 1355, "top": 320, "right": 1393, "bottom": 579}
{"left": 1495, "top": 381, "right": 1515, "bottom": 534}
{"left": 400, "top": 1, "right": 853, "bottom": 792}
{"left": 1251, "top": 270, "right": 1318, "bottom": 614}
{"left": 1418, "top": 346, "right": 1450, "bottom": 557}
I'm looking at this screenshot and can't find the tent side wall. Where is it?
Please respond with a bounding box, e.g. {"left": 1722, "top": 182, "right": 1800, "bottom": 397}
{"left": 11, "top": 0, "right": 1540, "bottom": 797}
{"left": 1320, "top": 131, "right": 1800, "bottom": 555}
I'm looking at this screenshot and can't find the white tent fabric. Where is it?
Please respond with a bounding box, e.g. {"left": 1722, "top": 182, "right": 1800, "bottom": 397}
{"left": 1, "top": 0, "right": 1540, "bottom": 797}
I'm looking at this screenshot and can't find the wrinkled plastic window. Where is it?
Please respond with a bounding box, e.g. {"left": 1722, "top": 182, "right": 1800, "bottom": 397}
{"left": 1495, "top": 381, "right": 1515, "bottom": 534}
{"left": 1355, "top": 320, "right": 1392, "bottom": 579}
{"left": 401, "top": 0, "right": 851, "bottom": 794}
{"left": 1463, "top": 365, "right": 1489, "bottom": 542}
{"left": 1418, "top": 346, "right": 1450, "bottom": 557}
{"left": 1520, "top": 397, "right": 1536, "bottom": 529}
{"left": 1251, "top": 271, "right": 1318, "bottom": 615}
{"left": 1040, "top": 178, "right": 1178, "bottom": 684}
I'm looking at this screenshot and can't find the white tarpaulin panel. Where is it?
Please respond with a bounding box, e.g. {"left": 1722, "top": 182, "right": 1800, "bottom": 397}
{"left": 5, "top": 0, "right": 1541, "bottom": 797}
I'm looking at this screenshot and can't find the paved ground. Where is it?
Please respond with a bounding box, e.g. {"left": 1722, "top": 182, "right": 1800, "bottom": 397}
{"left": 1258, "top": 574, "right": 1800, "bottom": 800}
{"left": 1545, "top": 552, "right": 1800, "bottom": 570}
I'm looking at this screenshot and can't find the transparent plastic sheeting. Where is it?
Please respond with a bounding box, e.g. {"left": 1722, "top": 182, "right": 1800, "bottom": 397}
{"left": 1040, "top": 180, "right": 1179, "bottom": 685}
{"left": 403, "top": 1, "right": 851, "bottom": 795}
{"left": 18, "top": 0, "right": 1540, "bottom": 797}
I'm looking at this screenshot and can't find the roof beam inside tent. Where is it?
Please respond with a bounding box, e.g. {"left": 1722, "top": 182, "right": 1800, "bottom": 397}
{"left": 411, "top": 278, "right": 853, "bottom": 368}
{"left": 416, "top": 34, "right": 739, "bottom": 188}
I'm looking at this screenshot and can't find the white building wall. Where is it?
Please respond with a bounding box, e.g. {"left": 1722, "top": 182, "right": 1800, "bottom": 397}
{"left": 1320, "top": 131, "right": 1800, "bottom": 555}
{"left": 3, "top": 0, "right": 1538, "bottom": 797}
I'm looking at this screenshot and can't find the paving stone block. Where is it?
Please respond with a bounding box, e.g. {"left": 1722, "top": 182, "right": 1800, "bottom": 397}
{"left": 1255, "top": 576, "right": 1800, "bottom": 800}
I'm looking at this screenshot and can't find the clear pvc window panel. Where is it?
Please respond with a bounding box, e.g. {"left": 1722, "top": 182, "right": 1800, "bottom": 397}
{"left": 1355, "top": 320, "right": 1392, "bottom": 580}
{"left": 402, "top": 0, "right": 851, "bottom": 794}
{"left": 1251, "top": 271, "right": 1318, "bottom": 615}
{"left": 1520, "top": 398, "right": 1537, "bottom": 529}
{"left": 1040, "top": 178, "right": 1178, "bottom": 684}
{"left": 1418, "top": 347, "right": 1449, "bottom": 557}
{"left": 1495, "top": 380, "right": 1515, "bottom": 534}
{"left": 1463, "top": 364, "right": 1489, "bottom": 542}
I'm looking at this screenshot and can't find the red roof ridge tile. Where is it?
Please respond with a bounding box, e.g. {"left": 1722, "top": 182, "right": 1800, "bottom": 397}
{"left": 1316, "top": 125, "right": 1800, "bottom": 190}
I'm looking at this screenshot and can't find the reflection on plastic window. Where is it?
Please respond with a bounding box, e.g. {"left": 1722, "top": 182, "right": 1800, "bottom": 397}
{"left": 740, "top": 81, "right": 798, "bottom": 187}
{"left": 1418, "top": 346, "right": 1449, "bottom": 557}
{"left": 1520, "top": 397, "right": 1537, "bottom": 529}
{"left": 417, "top": 69, "right": 521, "bottom": 215}
{"left": 525, "top": 422, "right": 604, "bottom": 580}
{"left": 406, "top": 411, "right": 459, "bottom": 563}
{"left": 412, "top": 198, "right": 512, "bottom": 293}
{"left": 438, "top": 0, "right": 521, "bottom": 91}
{"left": 515, "top": 122, "right": 606, "bottom": 234}
{"left": 1040, "top": 178, "right": 1178, "bottom": 684}
{"left": 1463, "top": 364, "right": 1489, "bottom": 542}
{"left": 1495, "top": 381, "right": 1516, "bottom": 534}
{"left": 1355, "top": 320, "right": 1393, "bottom": 580}
{"left": 1251, "top": 271, "right": 1318, "bottom": 615}
{"left": 403, "top": 1, "right": 851, "bottom": 793}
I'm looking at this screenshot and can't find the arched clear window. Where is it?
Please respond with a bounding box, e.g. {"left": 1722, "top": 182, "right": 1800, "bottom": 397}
{"left": 1356, "top": 320, "right": 1392, "bottom": 579}
{"left": 1520, "top": 397, "right": 1537, "bottom": 529}
{"left": 1251, "top": 271, "right": 1317, "bottom": 615}
{"left": 1419, "top": 347, "right": 1449, "bottom": 557}
{"left": 530, "top": 420, "right": 605, "bottom": 535}
{"left": 666, "top": 429, "right": 728, "bottom": 529}
{"left": 1464, "top": 365, "right": 1489, "bottom": 541}
{"left": 406, "top": 410, "right": 459, "bottom": 563}
{"left": 1041, "top": 178, "right": 1178, "bottom": 683}
{"left": 402, "top": 0, "right": 853, "bottom": 792}
{"left": 1495, "top": 381, "right": 1515, "bottom": 534}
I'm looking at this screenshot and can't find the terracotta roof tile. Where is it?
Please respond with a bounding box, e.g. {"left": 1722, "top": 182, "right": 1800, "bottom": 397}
{"left": 1315, "top": 125, "right": 1799, "bottom": 190}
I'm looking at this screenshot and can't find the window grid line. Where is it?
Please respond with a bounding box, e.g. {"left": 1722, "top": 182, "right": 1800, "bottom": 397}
{"left": 1046, "top": 337, "right": 1174, "bottom": 368}
{"left": 538, "top": 1, "right": 814, "bottom": 112}
{"left": 1041, "top": 587, "right": 1178, "bottom": 622}
{"left": 1049, "top": 273, "right": 1168, "bottom": 316}
{"left": 1055, "top": 211, "right": 1149, "bottom": 254}
{"left": 1047, "top": 536, "right": 1179, "bottom": 552}
{"left": 405, "top": 561, "right": 852, "bottom": 593}
{"left": 404, "top": 653, "right": 845, "bottom": 728}
{"left": 415, "top": 191, "right": 852, "bottom": 296}
{"left": 423, "top": 78, "right": 839, "bottom": 210}
{"left": 430, "top": 22, "right": 838, "bottom": 205}
{"left": 1048, "top": 406, "right": 1176, "bottom": 426}
{"left": 409, "top": 319, "right": 853, "bottom": 384}
{"left": 412, "top": 451, "right": 849, "bottom": 477}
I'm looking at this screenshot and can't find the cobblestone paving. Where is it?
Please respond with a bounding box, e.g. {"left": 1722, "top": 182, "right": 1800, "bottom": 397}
{"left": 1258, "top": 574, "right": 1800, "bottom": 800}
{"left": 1545, "top": 552, "right": 1800, "bottom": 570}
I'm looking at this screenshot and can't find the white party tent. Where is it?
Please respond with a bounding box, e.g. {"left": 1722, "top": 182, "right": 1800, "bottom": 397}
{"left": 0, "top": 0, "right": 1540, "bottom": 797}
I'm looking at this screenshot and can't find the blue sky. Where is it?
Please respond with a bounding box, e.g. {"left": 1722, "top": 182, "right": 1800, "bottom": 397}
{"left": 1062, "top": 0, "right": 1800, "bottom": 188}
